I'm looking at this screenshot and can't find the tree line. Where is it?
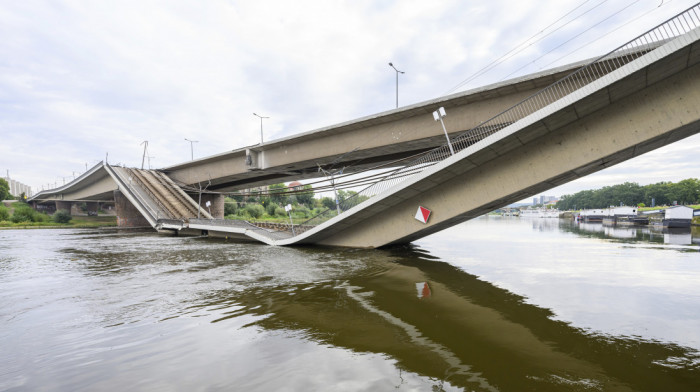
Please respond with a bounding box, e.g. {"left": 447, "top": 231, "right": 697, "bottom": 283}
{"left": 555, "top": 179, "right": 700, "bottom": 210}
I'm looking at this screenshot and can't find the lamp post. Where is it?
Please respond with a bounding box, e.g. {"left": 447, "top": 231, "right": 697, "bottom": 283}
{"left": 388, "top": 62, "right": 404, "bottom": 108}
{"left": 185, "top": 138, "right": 198, "bottom": 160}
{"left": 140, "top": 141, "right": 148, "bottom": 169}
{"left": 432, "top": 107, "right": 455, "bottom": 155}
{"left": 253, "top": 113, "right": 269, "bottom": 144}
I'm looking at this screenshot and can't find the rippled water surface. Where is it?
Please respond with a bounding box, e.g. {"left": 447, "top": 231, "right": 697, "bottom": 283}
{"left": 1, "top": 217, "right": 699, "bottom": 391}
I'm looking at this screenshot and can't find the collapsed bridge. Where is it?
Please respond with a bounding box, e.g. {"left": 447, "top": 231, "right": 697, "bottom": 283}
{"left": 30, "top": 6, "right": 700, "bottom": 247}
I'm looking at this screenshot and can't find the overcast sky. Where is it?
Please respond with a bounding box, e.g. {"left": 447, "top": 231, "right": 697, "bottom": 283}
{"left": 1, "top": 0, "right": 698, "bottom": 199}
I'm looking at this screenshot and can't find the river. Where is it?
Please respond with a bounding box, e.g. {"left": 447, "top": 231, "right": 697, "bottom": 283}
{"left": 1, "top": 217, "right": 699, "bottom": 391}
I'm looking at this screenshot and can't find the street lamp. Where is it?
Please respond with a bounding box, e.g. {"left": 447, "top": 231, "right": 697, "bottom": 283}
{"left": 388, "top": 62, "right": 404, "bottom": 108}
{"left": 185, "top": 138, "right": 198, "bottom": 160}
{"left": 432, "top": 107, "right": 455, "bottom": 155}
{"left": 253, "top": 113, "right": 269, "bottom": 144}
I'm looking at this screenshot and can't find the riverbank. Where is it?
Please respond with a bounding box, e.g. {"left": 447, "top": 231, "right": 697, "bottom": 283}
{"left": 0, "top": 215, "right": 117, "bottom": 230}
{"left": 558, "top": 208, "right": 699, "bottom": 226}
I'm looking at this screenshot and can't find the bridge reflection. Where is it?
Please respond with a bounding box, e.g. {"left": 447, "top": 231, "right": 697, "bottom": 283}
{"left": 191, "top": 244, "right": 699, "bottom": 391}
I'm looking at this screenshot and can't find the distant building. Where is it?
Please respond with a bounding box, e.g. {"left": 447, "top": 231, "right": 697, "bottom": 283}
{"left": 534, "top": 195, "right": 556, "bottom": 205}
{"left": 288, "top": 181, "right": 303, "bottom": 191}
{"left": 3, "top": 173, "right": 32, "bottom": 199}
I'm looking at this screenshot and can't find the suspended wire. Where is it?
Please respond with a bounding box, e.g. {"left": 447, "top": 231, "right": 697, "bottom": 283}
{"left": 444, "top": 0, "right": 605, "bottom": 95}
{"left": 497, "top": 0, "right": 643, "bottom": 82}
{"left": 536, "top": 0, "right": 673, "bottom": 70}
{"left": 173, "top": 147, "right": 439, "bottom": 198}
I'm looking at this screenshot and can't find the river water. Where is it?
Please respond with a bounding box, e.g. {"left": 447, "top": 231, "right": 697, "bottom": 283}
{"left": 1, "top": 217, "right": 699, "bottom": 391}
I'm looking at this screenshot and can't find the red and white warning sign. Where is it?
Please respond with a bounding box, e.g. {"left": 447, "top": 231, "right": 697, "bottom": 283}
{"left": 414, "top": 206, "right": 431, "bottom": 224}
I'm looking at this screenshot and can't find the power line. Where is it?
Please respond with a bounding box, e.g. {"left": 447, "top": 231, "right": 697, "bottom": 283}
{"left": 536, "top": 0, "right": 671, "bottom": 70}
{"left": 497, "top": 0, "right": 643, "bottom": 82}
{"left": 444, "top": 0, "right": 606, "bottom": 94}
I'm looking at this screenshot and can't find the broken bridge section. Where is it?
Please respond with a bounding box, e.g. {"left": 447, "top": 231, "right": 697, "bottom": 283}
{"left": 106, "top": 165, "right": 214, "bottom": 228}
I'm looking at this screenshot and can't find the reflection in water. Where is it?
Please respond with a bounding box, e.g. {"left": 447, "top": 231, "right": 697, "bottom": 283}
{"left": 565, "top": 219, "right": 699, "bottom": 248}
{"left": 1, "top": 224, "right": 699, "bottom": 391}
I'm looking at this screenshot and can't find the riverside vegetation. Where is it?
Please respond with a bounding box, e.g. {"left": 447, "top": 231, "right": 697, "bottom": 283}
{"left": 223, "top": 184, "right": 368, "bottom": 225}
{"left": 556, "top": 179, "right": 700, "bottom": 210}
{"left": 0, "top": 202, "right": 116, "bottom": 229}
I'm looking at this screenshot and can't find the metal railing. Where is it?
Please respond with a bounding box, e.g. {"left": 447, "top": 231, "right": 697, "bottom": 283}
{"left": 188, "top": 218, "right": 295, "bottom": 241}
{"left": 299, "top": 4, "right": 700, "bottom": 230}
{"left": 112, "top": 166, "right": 174, "bottom": 221}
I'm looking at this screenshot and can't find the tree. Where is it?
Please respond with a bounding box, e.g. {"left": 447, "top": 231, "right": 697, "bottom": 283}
{"left": 245, "top": 204, "right": 264, "bottom": 219}
{"left": 556, "top": 178, "right": 699, "bottom": 211}
{"left": 269, "top": 183, "right": 288, "bottom": 205}
{"left": 673, "top": 178, "right": 700, "bottom": 205}
{"left": 0, "top": 178, "right": 10, "bottom": 201}
{"left": 224, "top": 197, "right": 238, "bottom": 215}
{"left": 337, "top": 190, "right": 370, "bottom": 210}
{"left": 296, "top": 184, "right": 314, "bottom": 206}
{"left": 320, "top": 197, "right": 336, "bottom": 210}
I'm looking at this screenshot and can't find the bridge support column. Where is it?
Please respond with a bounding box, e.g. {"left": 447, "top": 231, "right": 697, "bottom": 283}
{"left": 85, "top": 202, "right": 99, "bottom": 216}
{"left": 114, "top": 190, "right": 150, "bottom": 227}
{"left": 55, "top": 200, "right": 72, "bottom": 214}
{"left": 199, "top": 193, "right": 225, "bottom": 219}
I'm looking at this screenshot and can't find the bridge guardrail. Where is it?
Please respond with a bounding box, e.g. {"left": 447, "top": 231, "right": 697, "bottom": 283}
{"left": 125, "top": 168, "right": 179, "bottom": 220}
{"left": 300, "top": 4, "right": 700, "bottom": 230}
{"left": 188, "top": 218, "right": 294, "bottom": 241}
{"left": 112, "top": 166, "right": 172, "bottom": 221}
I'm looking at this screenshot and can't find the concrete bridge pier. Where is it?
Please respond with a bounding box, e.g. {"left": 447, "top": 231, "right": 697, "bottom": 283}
{"left": 114, "top": 190, "right": 151, "bottom": 228}
{"left": 195, "top": 193, "right": 225, "bottom": 219}
{"left": 55, "top": 200, "right": 72, "bottom": 215}
{"left": 85, "top": 202, "right": 99, "bottom": 215}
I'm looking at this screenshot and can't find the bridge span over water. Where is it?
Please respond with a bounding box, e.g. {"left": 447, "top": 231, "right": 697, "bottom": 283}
{"left": 30, "top": 6, "right": 700, "bottom": 248}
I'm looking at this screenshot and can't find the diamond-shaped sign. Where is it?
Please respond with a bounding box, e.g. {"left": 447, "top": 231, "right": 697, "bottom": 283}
{"left": 414, "top": 206, "right": 431, "bottom": 224}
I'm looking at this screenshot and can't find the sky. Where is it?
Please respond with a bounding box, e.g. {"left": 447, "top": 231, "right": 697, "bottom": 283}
{"left": 1, "top": 0, "right": 698, "bottom": 200}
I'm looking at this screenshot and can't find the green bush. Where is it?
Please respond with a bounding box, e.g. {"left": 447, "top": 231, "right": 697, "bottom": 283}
{"left": 11, "top": 205, "right": 36, "bottom": 223}
{"left": 274, "top": 206, "right": 286, "bottom": 217}
{"left": 266, "top": 202, "right": 279, "bottom": 216}
{"left": 245, "top": 204, "right": 264, "bottom": 219}
{"left": 0, "top": 205, "right": 9, "bottom": 221}
{"left": 292, "top": 205, "right": 311, "bottom": 219}
{"left": 34, "top": 213, "right": 49, "bottom": 223}
{"left": 53, "top": 209, "right": 72, "bottom": 224}
{"left": 224, "top": 199, "right": 238, "bottom": 215}
{"left": 320, "top": 197, "right": 336, "bottom": 210}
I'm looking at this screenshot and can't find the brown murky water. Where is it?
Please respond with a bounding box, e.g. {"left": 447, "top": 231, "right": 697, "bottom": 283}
{"left": 1, "top": 217, "right": 699, "bottom": 391}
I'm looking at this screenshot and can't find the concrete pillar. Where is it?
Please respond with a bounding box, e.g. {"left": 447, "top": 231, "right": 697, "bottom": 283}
{"left": 198, "top": 193, "right": 225, "bottom": 219}
{"left": 86, "top": 202, "right": 99, "bottom": 216}
{"left": 114, "top": 190, "right": 151, "bottom": 227}
{"left": 55, "top": 200, "right": 72, "bottom": 214}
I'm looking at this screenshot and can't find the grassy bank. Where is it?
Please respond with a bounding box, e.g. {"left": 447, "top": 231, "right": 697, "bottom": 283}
{"left": 0, "top": 215, "right": 117, "bottom": 229}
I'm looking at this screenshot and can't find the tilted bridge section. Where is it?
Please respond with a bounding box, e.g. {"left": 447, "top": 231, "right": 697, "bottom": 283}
{"left": 29, "top": 5, "right": 700, "bottom": 248}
